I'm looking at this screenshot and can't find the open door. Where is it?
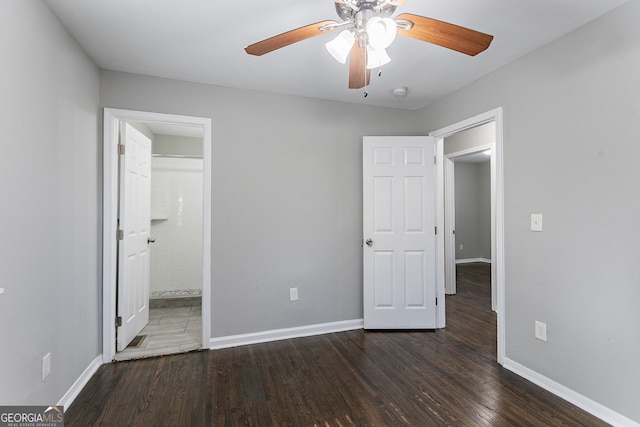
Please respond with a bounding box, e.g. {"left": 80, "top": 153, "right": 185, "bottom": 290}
{"left": 363, "top": 136, "right": 437, "bottom": 329}
{"left": 116, "top": 123, "right": 152, "bottom": 351}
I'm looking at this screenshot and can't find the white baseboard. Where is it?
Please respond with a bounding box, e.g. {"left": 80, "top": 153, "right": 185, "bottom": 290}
{"left": 209, "top": 319, "right": 364, "bottom": 350}
{"left": 503, "top": 358, "right": 639, "bottom": 427}
{"left": 58, "top": 355, "right": 102, "bottom": 412}
{"left": 456, "top": 258, "right": 491, "bottom": 264}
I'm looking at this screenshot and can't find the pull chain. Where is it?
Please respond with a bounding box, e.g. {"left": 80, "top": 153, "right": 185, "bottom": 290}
{"left": 363, "top": 39, "right": 368, "bottom": 97}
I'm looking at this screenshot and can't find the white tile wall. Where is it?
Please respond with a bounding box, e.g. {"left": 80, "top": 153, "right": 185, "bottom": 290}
{"left": 150, "top": 157, "right": 203, "bottom": 295}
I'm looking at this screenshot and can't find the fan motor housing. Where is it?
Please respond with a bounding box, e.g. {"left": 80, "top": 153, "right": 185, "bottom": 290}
{"left": 334, "top": 0, "right": 397, "bottom": 23}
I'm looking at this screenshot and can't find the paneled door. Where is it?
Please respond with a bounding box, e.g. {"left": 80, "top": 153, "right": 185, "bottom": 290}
{"left": 363, "top": 136, "right": 437, "bottom": 329}
{"left": 117, "top": 123, "right": 152, "bottom": 351}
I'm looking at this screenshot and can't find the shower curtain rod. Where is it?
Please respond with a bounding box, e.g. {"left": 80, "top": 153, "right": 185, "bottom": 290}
{"left": 152, "top": 154, "right": 203, "bottom": 159}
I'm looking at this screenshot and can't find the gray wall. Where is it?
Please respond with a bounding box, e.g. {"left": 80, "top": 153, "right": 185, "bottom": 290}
{"left": 418, "top": 1, "right": 640, "bottom": 422}
{"left": 0, "top": 1, "right": 100, "bottom": 405}
{"left": 454, "top": 162, "right": 491, "bottom": 260}
{"left": 100, "top": 70, "right": 424, "bottom": 338}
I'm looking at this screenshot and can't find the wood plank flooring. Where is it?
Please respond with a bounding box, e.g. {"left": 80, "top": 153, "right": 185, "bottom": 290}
{"left": 66, "top": 263, "right": 608, "bottom": 426}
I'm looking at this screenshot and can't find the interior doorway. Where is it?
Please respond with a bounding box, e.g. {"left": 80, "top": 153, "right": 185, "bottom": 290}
{"left": 114, "top": 120, "right": 205, "bottom": 360}
{"left": 431, "top": 107, "right": 505, "bottom": 364}
{"left": 443, "top": 123, "right": 494, "bottom": 306}
{"left": 102, "top": 108, "right": 212, "bottom": 363}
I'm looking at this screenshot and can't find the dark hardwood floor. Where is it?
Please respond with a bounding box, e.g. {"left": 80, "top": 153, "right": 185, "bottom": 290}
{"left": 66, "top": 263, "right": 608, "bottom": 426}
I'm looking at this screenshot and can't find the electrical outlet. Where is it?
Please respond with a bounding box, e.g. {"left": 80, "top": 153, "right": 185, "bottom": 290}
{"left": 459, "top": 244, "right": 464, "bottom": 251}
{"left": 534, "top": 321, "right": 547, "bottom": 342}
{"left": 42, "top": 352, "right": 51, "bottom": 382}
{"left": 289, "top": 287, "right": 299, "bottom": 301}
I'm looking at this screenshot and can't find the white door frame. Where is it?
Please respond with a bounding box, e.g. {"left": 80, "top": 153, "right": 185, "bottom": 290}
{"left": 102, "top": 108, "right": 212, "bottom": 363}
{"left": 431, "top": 107, "right": 505, "bottom": 364}
{"left": 444, "top": 143, "right": 494, "bottom": 300}
{"left": 443, "top": 156, "right": 456, "bottom": 295}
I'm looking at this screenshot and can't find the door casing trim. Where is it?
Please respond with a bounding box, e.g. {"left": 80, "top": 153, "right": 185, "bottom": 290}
{"left": 102, "top": 108, "right": 212, "bottom": 363}
{"left": 430, "top": 107, "right": 505, "bottom": 364}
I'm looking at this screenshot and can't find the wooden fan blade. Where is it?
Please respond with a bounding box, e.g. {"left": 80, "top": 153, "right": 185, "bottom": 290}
{"left": 348, "top": 42, "right": 371, "bottom": 89}
{"left": 396, "top": 13, "right": 493, "bottom": 56}
{"left": 245, "top": 21, "right": 338, "bottom": 56}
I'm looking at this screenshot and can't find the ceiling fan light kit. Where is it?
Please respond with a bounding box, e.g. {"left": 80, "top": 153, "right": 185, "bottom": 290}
{"left": 366, "top": 45, "right": 391, "bottom": 69}
{"left": 245, "top": 0, "right": 494, "bottom": 91}
{"left": 326, "top": 30, "right": 356, "bottom": 64}
{"left": 365, "top": 16, "right": 397, "bottom": 50}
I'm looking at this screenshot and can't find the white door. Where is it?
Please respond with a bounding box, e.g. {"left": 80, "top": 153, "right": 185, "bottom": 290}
{"left": 117, "top": 123, "right": 152, "bottom": 351}
{"left": 363, "top": 136, "right": 437, "bottom": 329}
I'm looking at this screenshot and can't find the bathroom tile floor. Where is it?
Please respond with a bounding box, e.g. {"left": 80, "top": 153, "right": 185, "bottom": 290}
{"left": 113, "top": 299, "right": 202, "bottom": 361}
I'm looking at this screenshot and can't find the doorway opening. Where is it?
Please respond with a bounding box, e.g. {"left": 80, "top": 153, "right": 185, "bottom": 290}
{"left": 431, "top": 107, "right": 505, "bottom": 364}
{"left": 444, "top": 123, "right": 494, "bottom": 305}
{"left": 103, "top": 109, "right": 212, "bottom": 363}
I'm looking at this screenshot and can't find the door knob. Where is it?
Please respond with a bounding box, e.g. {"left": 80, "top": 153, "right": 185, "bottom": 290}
{"left": 147, "top": 238, "right": 156, "bottom": 244}
{"left": 365, "top": 238, "right": 373, "bottom": 247}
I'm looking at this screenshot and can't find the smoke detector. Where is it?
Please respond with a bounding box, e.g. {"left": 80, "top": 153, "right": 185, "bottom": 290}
{"left": 392, "top": 86, "right": 409, "bottom": 97}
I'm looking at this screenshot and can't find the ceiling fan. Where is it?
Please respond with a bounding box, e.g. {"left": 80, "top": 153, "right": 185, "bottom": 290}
{"left": 245, "top": 0, "right": 494, "bottom": 90}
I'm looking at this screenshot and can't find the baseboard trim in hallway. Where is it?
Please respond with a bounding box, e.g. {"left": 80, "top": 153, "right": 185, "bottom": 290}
{"left": 456, "top": 257, "right": 491, "bottom": 264}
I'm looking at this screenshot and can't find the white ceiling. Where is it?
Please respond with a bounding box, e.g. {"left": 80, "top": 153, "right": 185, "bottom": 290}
{"left": 44, "top": 0, "right": 628, "bottom": 110}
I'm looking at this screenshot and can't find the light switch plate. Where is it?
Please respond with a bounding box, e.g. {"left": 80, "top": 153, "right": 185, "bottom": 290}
{"left": 530, "top": 214, "right": 543, "bottom": 232}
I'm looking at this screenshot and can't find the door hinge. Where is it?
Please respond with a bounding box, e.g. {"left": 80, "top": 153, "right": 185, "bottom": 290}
{"left": 115, "top": 316, "right": 122, "bottom": 328}
{"left": 436, "top": 297, "right": 438, "bottom": 306}
{"left": 116, "top": 229, "right": 124, "bottom": 240}
{"left": 435, "top": 226, "right": 437, "bottom": 235}
{"left": 118, "top": 144, "right": 125, "bottom": 155}
{"left": 434, "top": 156, "right": 436, "bottom": 165}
